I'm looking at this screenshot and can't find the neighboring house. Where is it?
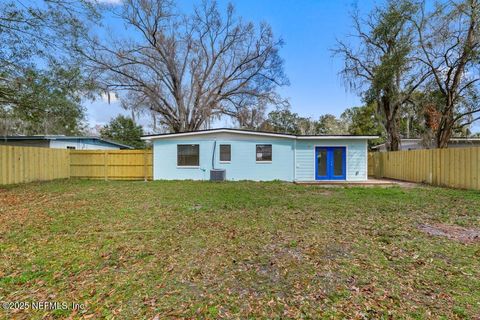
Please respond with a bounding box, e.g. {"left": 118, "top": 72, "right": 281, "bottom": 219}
{"left": 142, "top": 128, "right": 377, "bottom": 182}
{"left": 372, "top": 138, "right": 480, "bottom": 152}
{"left": 0, "top": 136, "right": 133, "bottom": 150}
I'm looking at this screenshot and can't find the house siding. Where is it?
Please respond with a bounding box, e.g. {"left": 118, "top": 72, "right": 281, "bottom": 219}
{"left": 153, "top": 133, "right": 294, "bottom": 181}
{"left": 295, "top": 139, "right": 368, "bottom": 181}
{"left": 0, "top": 140, "right": 50, "bottom": 148}
{"left": 375, "top": 139, "right": 480, "bottom": 151}
{"left": 152, "top": 133, "right": 369, "bottom": 182}
{"left": 50, "top": 139, "right": 121, "bottom": 150}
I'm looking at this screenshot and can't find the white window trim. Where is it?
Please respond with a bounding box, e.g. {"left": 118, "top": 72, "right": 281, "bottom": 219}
{"left": 177, "top": 144, "right": 200, "bottom": 167}
{"left": 219, "top": 144, "right": 231, "bottom": 163}
{"left": 256, "top": 144, "right": 272, "bottom": 163}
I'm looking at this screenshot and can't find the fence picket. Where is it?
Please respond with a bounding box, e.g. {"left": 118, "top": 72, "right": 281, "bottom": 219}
{"left": 69, "top": 150, "right": 153, "bottom": 181}
{"left": 369, "top": 147, "right": 480, "bottom": 190}
{"left": 0, "top": 146, "right": 70, "bottom": 185}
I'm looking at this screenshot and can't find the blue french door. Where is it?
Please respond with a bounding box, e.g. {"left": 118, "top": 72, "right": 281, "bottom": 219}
{"left": 315, "top": 147, "right": 346, "bottom": 180}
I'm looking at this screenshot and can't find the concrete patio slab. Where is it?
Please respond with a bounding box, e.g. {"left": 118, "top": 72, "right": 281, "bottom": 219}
{"left": 294, "top": 178, "right": 419, "bottom": 188}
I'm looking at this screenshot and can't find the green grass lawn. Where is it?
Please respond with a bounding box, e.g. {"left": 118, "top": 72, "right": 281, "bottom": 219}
{"left": 0, "top": 180, "right": 479, "bottom": 319}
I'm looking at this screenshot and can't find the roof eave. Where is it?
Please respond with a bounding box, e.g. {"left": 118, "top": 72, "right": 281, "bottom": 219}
{"left": 141, "top": 129, "right": 295, "bottom": 140}
{"left": 296, "top": 135, "right": 379, "bottom": 140}
{"left": 1, "top": 135, "right": 133, "bottom": 149}
{"left": 141, "top": 129, "right": 379, "bottom": 140}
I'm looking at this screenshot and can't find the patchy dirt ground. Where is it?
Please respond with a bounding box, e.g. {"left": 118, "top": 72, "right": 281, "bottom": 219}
{"left": 0, "top": 180, "right": 479, "bottom": 319}
{"left": 419, "top": 223, "right": 480, "bottom": 244}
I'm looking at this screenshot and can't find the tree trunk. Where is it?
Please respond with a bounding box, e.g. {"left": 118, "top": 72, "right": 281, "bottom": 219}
{"left": 435, "top": 93, "right": 455, "bottom": 148}
{"left": 379, "top": 95, "right": 401, "bottom": 151}
{"left": 436, "top": 112, "right": 454, "bottom": 148}
{"left": 385, "top": 118, "right": 400, "bottom": 151}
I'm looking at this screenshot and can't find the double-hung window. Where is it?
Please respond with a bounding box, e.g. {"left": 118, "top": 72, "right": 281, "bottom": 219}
{"left": 256, "top": 144, "right": 272, "bottom": 162}
{"left": 219, "top": 144, "right": 231, "bottom": 162}
{"left": 177, "top": 144, "right": 199, "bottom": 166}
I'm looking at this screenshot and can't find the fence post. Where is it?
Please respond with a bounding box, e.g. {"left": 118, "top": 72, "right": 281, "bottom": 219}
{"left": 104, "top": 151, "right": 108, "bottom": 181}
{"left": 143, "top": 149, "right": 148, "bottom": 182}
{"left": 374, "top": 152, "right": 383, "bottom": 179}
{"left": 429, "top": 149, "right": 433, "bottom": 184}
{"left": 380, "top": 153, "right": 385, "bottom": 178}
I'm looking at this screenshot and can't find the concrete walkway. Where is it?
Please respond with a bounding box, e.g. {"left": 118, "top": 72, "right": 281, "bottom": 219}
{"left": 295, "top": 178, "right": 420, "bottom": 188}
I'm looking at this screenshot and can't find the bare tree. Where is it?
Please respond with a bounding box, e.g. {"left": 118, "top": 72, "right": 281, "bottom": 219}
{"left": 234, "top": 100, "right": 268, "bottom": 129}
{"left": 413, "top": 0, "right": 480, "bottom": 148}
{"left": 80, "top": 0, "right": 287, "bottom": 132}
{"left": 334, "top": 0, "right": 430, "bottom": 151}
{"left": 118, "top": 91, "right": 148, "bottom": 125}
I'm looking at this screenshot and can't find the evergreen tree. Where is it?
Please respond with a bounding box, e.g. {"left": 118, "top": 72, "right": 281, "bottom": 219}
{"left": 100, "top": 116, "right": 145, "bottom": 149}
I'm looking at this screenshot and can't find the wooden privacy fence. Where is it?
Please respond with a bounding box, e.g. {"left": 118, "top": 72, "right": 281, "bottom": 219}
{"left": 369, "top": 147, "right": 480, "bottom": 190}
{"left": 70, "top": 150, "right": 153, "bottom": 181}
{"left": 3, "top": 145, "right": 480, "bottom": 190}
{"left": 367, "top": 153, "right": 375, "bottom": 176}
{"left": 0, "top": 145, "right": 70, "bottom": 185}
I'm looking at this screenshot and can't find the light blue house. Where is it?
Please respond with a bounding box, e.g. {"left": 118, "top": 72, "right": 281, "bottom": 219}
{"left": 142, "top": 128, "right": 377, "bottom": 182}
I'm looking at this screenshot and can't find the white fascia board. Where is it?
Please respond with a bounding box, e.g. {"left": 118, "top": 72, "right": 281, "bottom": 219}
{"left": 141, "top": 129, "right": 295, "bottom": 140}
{"left": 141, "top": 129, "right": 379, "bottom": 140}
{"left": 296, "top": 136, "right": 378, "bottom": 140}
